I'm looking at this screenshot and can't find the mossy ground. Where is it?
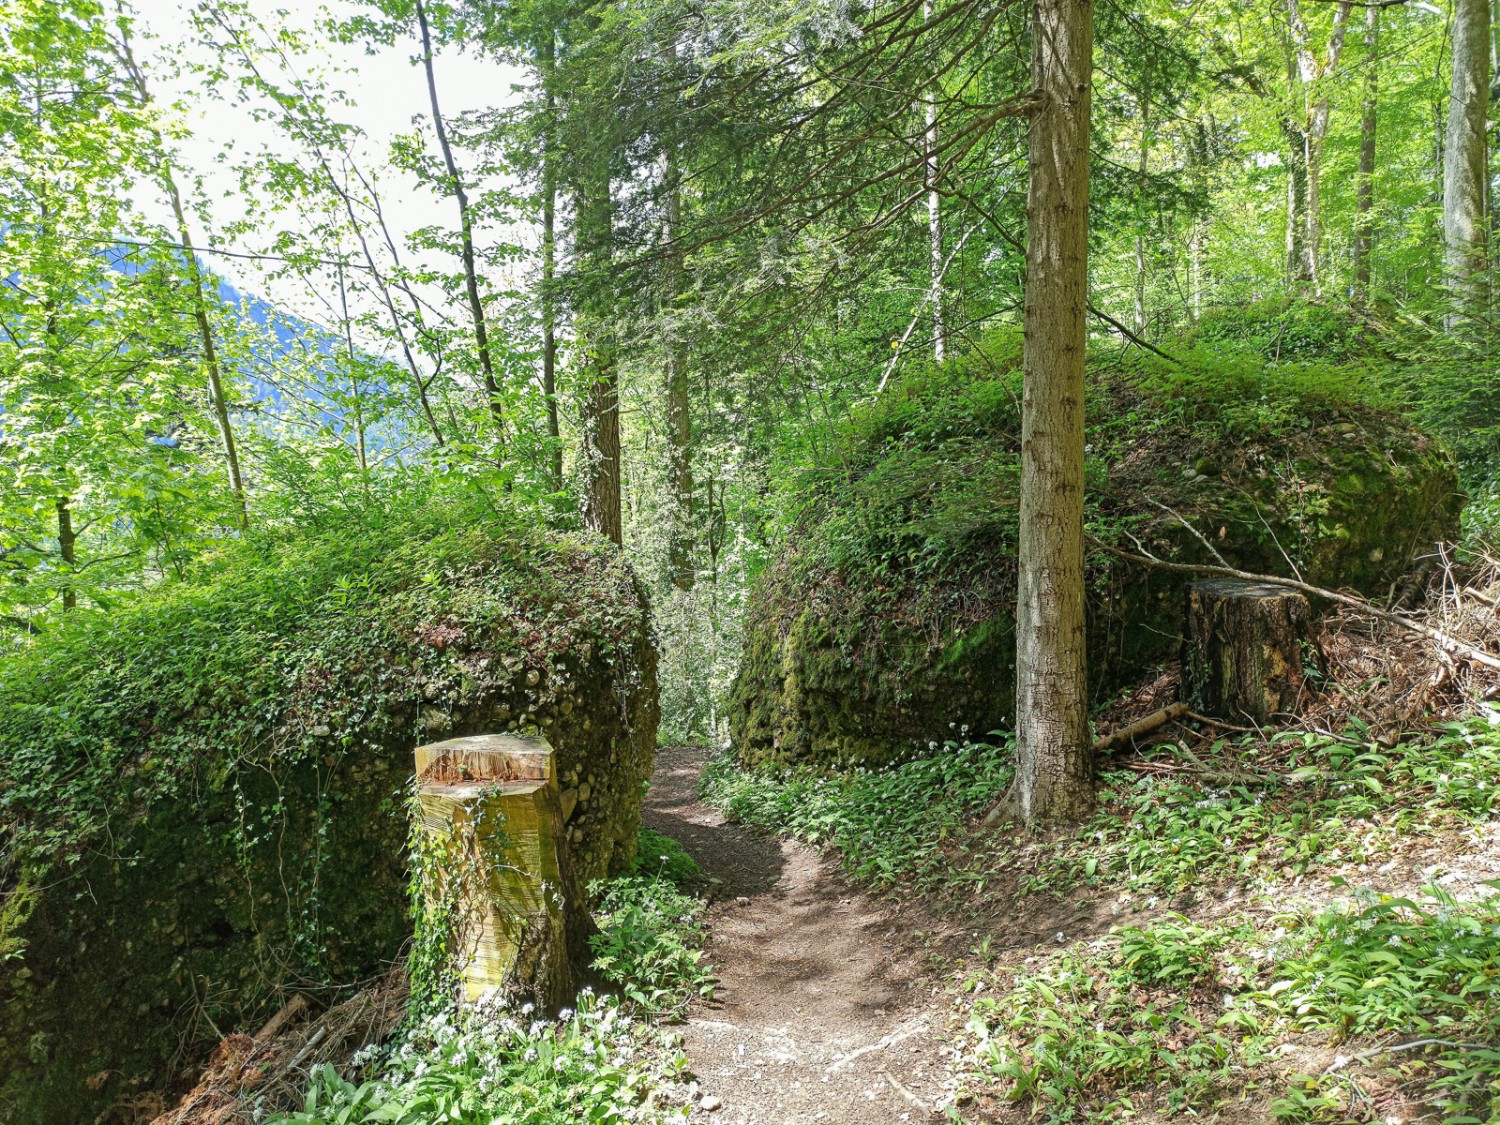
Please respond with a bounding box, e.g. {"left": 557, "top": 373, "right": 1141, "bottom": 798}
{"left": 731, "top": 327, "right": 1461, "bottom": 768}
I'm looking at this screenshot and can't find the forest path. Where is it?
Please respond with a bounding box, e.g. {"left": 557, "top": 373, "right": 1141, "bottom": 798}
{"left": 643, "top": 745, "right": 949, "bottom": 1125}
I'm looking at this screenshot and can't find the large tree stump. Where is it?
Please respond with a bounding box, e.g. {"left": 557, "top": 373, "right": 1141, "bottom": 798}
{"left": 415, "top": 734, "right": 593, "bottom": 1012}
{"left": 1182, "top": 580, "right": 1316, "bottom": 724}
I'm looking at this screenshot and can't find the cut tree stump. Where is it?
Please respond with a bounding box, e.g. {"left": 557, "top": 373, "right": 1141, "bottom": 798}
{"left": 1181, "top": 579, "right": 1316, "bottom": 724}
{"left": 415, "top": 734, "right": 591, "bottom": 1012}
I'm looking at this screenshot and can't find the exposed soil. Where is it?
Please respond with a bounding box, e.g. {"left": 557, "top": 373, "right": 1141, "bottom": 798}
{"left": 644, "top": 745, "right": 950, "bottom": 1125}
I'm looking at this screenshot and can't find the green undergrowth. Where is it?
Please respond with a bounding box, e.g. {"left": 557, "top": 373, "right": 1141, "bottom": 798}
{"left": 955, "top": 888, "right": 1500, "bottom": 1123}
{"left": 275, "top": 994, "right": 687, "bottom": 1125}
{"left": 589, "top": 829, "right": 713, "bottom": 1016}
{"left": 699, "top": 735, "right": 1013, "bottom": 888}
{"left": 276, "top": 826, "right": 709, "bottom": 1125}
{"left": 1029, "top": 714, "right": 1500, "bottom": 898}
{"left": 705, "top": 712, "right": 1500, "bottom": 908}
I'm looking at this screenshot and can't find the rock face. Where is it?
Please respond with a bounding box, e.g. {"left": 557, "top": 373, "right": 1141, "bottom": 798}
{"left": 731, "top": 333, "right": 1461, "bottom": 768}
{"left": 0, "top": 517, "right": 657, "bottom": 1125}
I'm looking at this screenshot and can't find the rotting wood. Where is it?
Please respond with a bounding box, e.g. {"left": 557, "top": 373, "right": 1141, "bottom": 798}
{"left": 1093, "top": 702, "right": 1188, "bottom": 753}
{"left": 252, "top": 994, "right": 308, "bottom": 1044}
{"left": 1183, "top": 580, "right": 1315, "bottom": 724}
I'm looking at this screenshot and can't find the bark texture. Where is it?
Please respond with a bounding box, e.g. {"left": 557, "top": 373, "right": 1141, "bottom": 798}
{"left": 1182, "top": 580, "right": 1315, "bottom": 724}
{"left": 1010, "top": 0, "right": 1095, "bottom": 825}
{"left": 1444, "top": 0, "right": 1491, "bottom": 316}
{"left": 576, "top": 154, "right": 623, "bottom": 547}
{"left": 1353, "top": 3, "right": 1379, "bottom": 302}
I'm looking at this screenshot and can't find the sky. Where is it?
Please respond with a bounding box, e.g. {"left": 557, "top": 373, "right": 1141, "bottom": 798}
{"left": 128, "top": 0, "right": 527, "bottom": 320}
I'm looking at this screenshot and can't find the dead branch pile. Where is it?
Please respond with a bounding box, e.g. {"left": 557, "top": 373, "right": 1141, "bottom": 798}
{"left": 146, "top": 970, "right": 408, "bottom": 1125}
{"left": 1093, "top": 546, "right": 1500, "bottom": 771}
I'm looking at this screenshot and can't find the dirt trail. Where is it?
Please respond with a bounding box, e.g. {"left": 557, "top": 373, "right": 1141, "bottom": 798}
{"left": 643, "top": 745, "right": 949, "bottom": 1125}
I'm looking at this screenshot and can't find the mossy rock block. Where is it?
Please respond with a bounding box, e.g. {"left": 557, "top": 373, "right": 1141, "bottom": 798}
{"left": 731, "top": 331, "right": 1461, "bottom": 768}
{"left": 0, "top": 516, "right": 657, "bottom": 1125}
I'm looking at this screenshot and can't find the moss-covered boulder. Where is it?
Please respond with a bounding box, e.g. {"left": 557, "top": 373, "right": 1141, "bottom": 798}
{"left": 731, "top": 331, "right": 1461, "bottom": 768}
{"left": 0, "top": 507, "right": 657, "bottom": 1125}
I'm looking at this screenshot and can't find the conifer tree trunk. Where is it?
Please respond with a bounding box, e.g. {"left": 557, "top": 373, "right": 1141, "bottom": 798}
{"left": 1134, "top": 102, "right": 1149, "bottom": 334}
{"left": 540, "top": 33, "right": 562, "bottom": 488}
{"left": 576, "top": 160, "right": 622, "bottom": 547}
{"left": 1353, "top": 3, "right": 1379, "bottom": 303}
{"left": 663, "top": 150, "right": 694, "bottom": 589}
{"left": 1445, "top": 0, "right": 1491, "bottom": 317}
{"left": 1006, "top": 0, "right": 1095, "bottom": 826}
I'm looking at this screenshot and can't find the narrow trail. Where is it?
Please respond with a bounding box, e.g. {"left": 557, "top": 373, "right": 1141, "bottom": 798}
{"left": 643, "top": 746, "right": 949, "bottom": 1125}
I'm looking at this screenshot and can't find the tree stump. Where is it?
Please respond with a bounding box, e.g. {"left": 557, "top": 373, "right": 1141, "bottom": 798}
{"left": 415, "top": 734, "right": 593, "bottom": 1012}
{"left": 1181, "top": 580, "right": 1316, "bottom": 724}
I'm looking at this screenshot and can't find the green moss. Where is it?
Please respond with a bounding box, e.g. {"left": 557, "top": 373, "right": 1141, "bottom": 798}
{"left": 0, "top": 499, "right": 658, "bottom": 1124}
{"left": 732, "top": 332, "right": 1462, "bottom": 768}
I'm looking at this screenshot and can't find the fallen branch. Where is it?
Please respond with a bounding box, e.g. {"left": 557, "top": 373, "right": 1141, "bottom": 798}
{"left": 253, "top": 994, "right": 309, "bottom": 1043}
{"left": 1185, "top": 710, "right": 1261, "bottom": 734}
{"left": 1094, "top": 702, "right": 1188, "bottom": 752}
{"left": 1090, "top": 538, "right": 1500, "bottom": 672}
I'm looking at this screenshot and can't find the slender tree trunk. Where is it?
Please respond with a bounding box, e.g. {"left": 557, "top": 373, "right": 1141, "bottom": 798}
{"left": 1353, "top": 3, "right": 1379, "bottom": 303}
{"left": 337, "top": 264, "right": 370, "bottom": 476}
{"left": 1445, "top": 0, "right": 1491, "bottom": 318}
{"left": 416, "top": 0, "right": 503, "bottom": 429}
{"left": 663, "top": 150, "right": 694, "bottom": 590}
{"left": 56, "top": 499, "right": 76, "bottom": 612}
{"left": 1285, "top": 0, "right": 1354, "bottom": 293}
{"left": 117, "top": 33, "right": 248, "bottom": 527}
{"left": 1303, "top": 102, "right": 1330, "bottom": 291}
{"left": 576, "top": 161, "right": 622, "bottom": 547}
{"left": 1134, "top": 102, "right": 1150, "bottom": 334}
{"left": 540, "top": 34, "right": 562, "bottom": 488}
{"left": 1005, "top": 0, "right": 1095, "bottom": 826}
{"left": 1283, "top": 117, "right": 1308, "bottom": 286}
{"left": 923, "top": 0, "right": 946, "bottom": 363}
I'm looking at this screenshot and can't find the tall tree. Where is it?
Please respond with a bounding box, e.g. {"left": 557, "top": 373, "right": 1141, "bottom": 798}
{"left": 1352, "top": 1, "right": 1379, "bottom": 303}
{"left": 1444, "top": 0, "right": 1491, "bottom": 316}
{"left": 414, "top": 0, "right": 504, "bottom": 430}
{"left": 115, "top": 19, "right": 249, "bottom": 529}
{"left": 1285, "top": 0, "right": 1355, "bottom": 292}
{"left": 1007, "top": 0, "right": 1095, "bottom": 824}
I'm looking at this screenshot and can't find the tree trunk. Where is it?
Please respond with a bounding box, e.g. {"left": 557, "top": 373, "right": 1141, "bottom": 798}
{"left": 540, "top": 33, "right": 562, "bottom": 488}
{"left": 1005, "top": 0, "right": 1095, "bottom": 826}
{"left": 416, "top": 0, "right": 503, "bottom": 430}
{"left": 1134, "top": 102, "right": 1149, "bottom": 334}
{"left": 924, "top": 0, "right": 946, "bottom": 363}
{"left": 576, "top": 161, "right": 622, "bottom": 547}
{"left": 1285, "top": 0, "right": 1354, "bottom": 292}
{"left": 1283, "top": 116, "right": 1308, "bottom": 286}
{"left": 1445, "top": 0, "right": 1491, "bottom": 319}
{"left": 1303, "top": 101, "right": 1329, "bottom": 291}
{"left": 662, "top": 95, "right": 694, "bottom": 589}
{"left": 1353, "top": 3, "right": 1379, "bottom": 303}
{"left": 1182, "top": 580, "right": 1315, "bottom": 724}
{"left": 56, "top": 498, "right": 76, "bottom": 612}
